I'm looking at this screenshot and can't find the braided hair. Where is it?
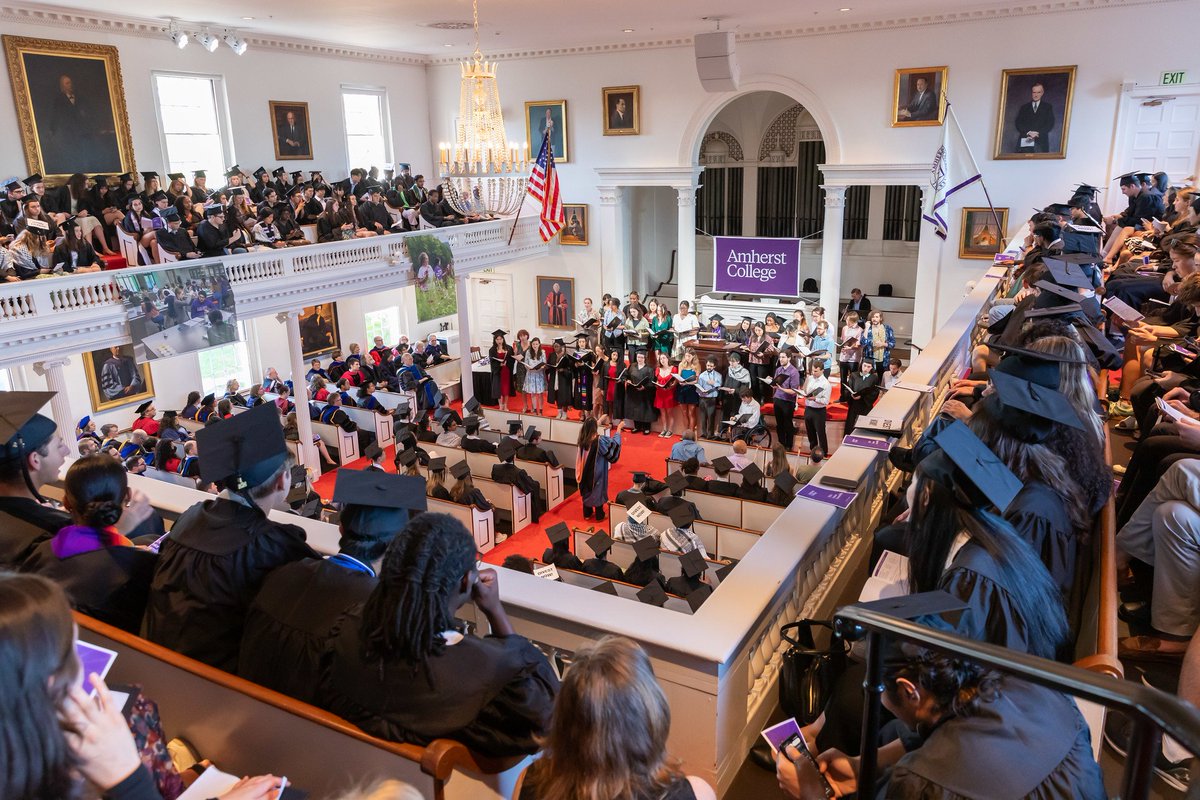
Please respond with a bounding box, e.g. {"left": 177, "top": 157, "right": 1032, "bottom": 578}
{"left": 64, "top": 455, "right": 128, "bottom": 528}
{"left": 359, "top": 513, "right": 476, "bottom": 668}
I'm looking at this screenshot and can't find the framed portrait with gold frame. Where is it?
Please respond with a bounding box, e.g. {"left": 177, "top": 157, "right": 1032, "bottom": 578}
{"left": 891, "top": 66, "right": 947, "bottom": 127}
{"left": 536, "top": 276, "right": 575, "bottom": 329}
{"left": 959, "top": 207, "right": 1009, "bottom": 259}
{"left": 3, "top": 35, "right": 136, "bottom": 183}
{"left": 602, "top": 85, "right": 640, "bottom": 135}
{"left": 82, "top": 345, "right": 155, "bottom": 413}
{"left": 559, "top": 204, "right": 588, "bottom": 246}
{"left": 269, "top": 100, "right": 314, "bottom": 160}
{"left": 525, "top": 100, "right": 568, "bottom": 163}
{"left": 992, "top": 65, "right": 1076, "bottom": 160}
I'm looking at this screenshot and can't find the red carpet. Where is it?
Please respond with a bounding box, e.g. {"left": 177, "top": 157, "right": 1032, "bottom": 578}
{"left": 312, "top": 390, "right": 846, "bottom": 565}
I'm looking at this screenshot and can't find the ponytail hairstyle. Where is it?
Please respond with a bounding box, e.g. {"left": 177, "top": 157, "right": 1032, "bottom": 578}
{"left": 360, "top": 513, "right": 476, "bottom": 668}
{"left": 883, "top": 646, "right": 1000, "bottom": 720}
{"left": 63, "top": 454, "right": 129, "bottom": 528}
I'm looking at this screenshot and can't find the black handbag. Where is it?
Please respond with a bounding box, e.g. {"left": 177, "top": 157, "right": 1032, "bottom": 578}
{"left": 778, "top": 619, "right": 848, "bottom": 724}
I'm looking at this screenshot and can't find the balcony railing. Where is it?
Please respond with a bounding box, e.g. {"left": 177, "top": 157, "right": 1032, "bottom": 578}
{"left": 0, "top": 215, "right": 548, "bottom": 368}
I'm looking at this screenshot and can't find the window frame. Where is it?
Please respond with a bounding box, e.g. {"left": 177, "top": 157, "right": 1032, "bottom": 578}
{"left": 150, "top": 70, "right": 235, "bottom": 178}
{"left": 339, "top": 84, "right": 393, "bottom": 174}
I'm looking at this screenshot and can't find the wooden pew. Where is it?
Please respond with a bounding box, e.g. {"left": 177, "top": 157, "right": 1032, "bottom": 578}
{"left": 459, "top": 448, "right": 565, "bottom": 510}
{"left": 608, "top": 502, "right": 762, "bottom": 562}
{"left": 1073, "top": 431, "right": 1123, "bottom": 680}
{"left": 537, "top": 562, "right": 695, "bottom": 615}
{"left": 75, "top": 613, "right": 527, "bottom": 800}
{"left": 570, "top": 529, "right": 726, "bottom": 588}
{"left": 665, "top": 453, "right": 810, "bottom": 482}
{"left": 411, "top": 464, "right": 532, "bottom": 537}
{"left": 477, "top": 430, "right": 577, "bottom": 482}
{"left": 308, "top": 398, "right": 395, "bottom": 450}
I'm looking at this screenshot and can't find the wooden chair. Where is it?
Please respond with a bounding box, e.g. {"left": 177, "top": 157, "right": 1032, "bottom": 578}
{"left": 114, "top": 225, "right": 149, "bottom": 267}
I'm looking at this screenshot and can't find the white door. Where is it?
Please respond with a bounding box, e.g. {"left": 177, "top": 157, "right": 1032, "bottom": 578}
{"left": 1110, "top": 83, "right": 1200, "bottom": 213}
{"left": 470, "top": 274, "right": 513, "bottom": 345}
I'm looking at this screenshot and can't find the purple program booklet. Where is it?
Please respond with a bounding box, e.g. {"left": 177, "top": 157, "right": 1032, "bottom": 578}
{"left": 841, "top": 434, "right": 892, "bottom": 452}
{"left": 797, "top": 483, "right": 858, "bottom": 509}
{"left": 76, "top": 640, "right": 118, "bottom": 694}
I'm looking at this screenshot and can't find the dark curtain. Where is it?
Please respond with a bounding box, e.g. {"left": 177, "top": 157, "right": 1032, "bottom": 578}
{"left": 696, "top": 167, "right": 744, "bottom": 237}
{"left": 756, "top": 166, "right": 797, "bottom": 238}
{"left": 883, "top": 185, "right": 923, "bottom": 242}
{"left": 843, "top": 185, "right": 870, "bottom": 240}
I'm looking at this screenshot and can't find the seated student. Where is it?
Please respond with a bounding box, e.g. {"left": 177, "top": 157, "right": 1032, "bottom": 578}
{"left": 143, "top": 405, "right": 318, "bottom": 671}
{"left": 151, "top": 438, "right": 180, "bottom": 475}
{"left": 195, "top": 393, "right": 217, "bottom": 422}
{"left": 459, "top": 415, "right": 496, "bottom": 453}
{"left": 51, "top": 215, "right": 101, "bottom": 273}
{"left": 238, "top": 469, "right": 425, "bottom": 702}
{"left": 681, "top": 457, "right": 708, "bottom": 492}
{"left": 580, "top": 531, "right": 625, "bottom": 582}
{"left": 704, "top": 457, "right": 741, "bottom": 497}
{"left": 181, "top": 390, "right": 201, "bottom": 420}
{"left": 670, "top": 430, "right": 708, "bottom": 464}
{"left": 736, "top": 462, "right": 769, "bottom": 503}
{"left": 426, "top": 457, "right": 453, "bottom": 501}
{"left": 659, "top": 504, "right": 709, "bottom": 558}
{"left": 517, "top": 426, "right": 557, "bottom": 465}
{"left": 435, "top": 417, "right": 462, "bottom": 448}
{"left": 518, "top": 636, "right": 716, "bottom": 800}
{"left": 767, "top": 468, "right": 801, "bottom": 507}
{"left": 320, "top": 513, "right": 559, "bottom": 756}
{"left": 777, "top": 647, "right": 1105, "bottom": 800}
{"left": 728, "top": 388, "right": 762, "bottom": 442}
{"left": 664, "top": 550, "right": 712, "bottom": 604}
{"left": 413, "top": 413, "right": 438, "bottom": 444}
{"left": 0, "top": 573, "right": 285, "bottom": 800}
{"left": 154, "top": 206, "right": 199, "bottom": 260}
{"left": 431, "top": 393, "right": 462, "bottom": 427}
{"left": 493, "top": 438, "right": 544, "bottom": 522}
{"left": 616, "top": 471, "right": 666, "bottom": 510}
{"left": 21, "top": 455, "right": 158, "bottom": 633}
{"left": 621, "top": 535, "right": 668, "bottom": 590}
{"left": 656, "top": 471, "right": 701, "bottom": 521}
{"left": 541, "top": 522, "right": 584, "bottom": 571}
{"left": 449, "top": 460, "right": 492, "bottom": 510}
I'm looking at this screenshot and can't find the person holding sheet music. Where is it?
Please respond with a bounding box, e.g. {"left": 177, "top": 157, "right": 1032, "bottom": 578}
{"left": 770, "top": 348, "right": 803, "bottom": 450}
{"left": 513, "top": 329, "right": 533, "bottom": 413}
{"left": 522, "top": 337, "right": 548, "bottom": 415}
{"left": 675, "top": 349, "right": 701, "bottom": 438}
{"left": 577, "top": 415, "right": 623, "bottom": 521}
{"left": 570, "top": 333, "right": 595, "bottom": 413}
{"left": 811, "top": 319, "right": 835, "bottom": 378}
{"left": 549, "top": 338, "right": 573, "bottom": 419}
{"left": 624, "top": 349, "right": 656, "bottom": 434}
{"left": 862, "top": 310, "right": 896, "bottom": 373}
{"left": 801, "top": 360, "right": 832, "bottom": 454}
{"left": 729, "top": 387, "right": 762, "bottom": 443}
{"left": 745, "top": 321, "right": 774, "bottom": 403}
{"left": 696, "top": 357, "right": 723, "bottom": 439}
{"left": 843, "top": 361, "right": 881, "bottom": 434}
{"left": 604, "top": 348, "right": 626, "bottom": 420}
{"left": 488, "top": 330, "right": 515, "bottom": 411}
{"left": 721, "top": 352, "right": 752, "bottom": 420}
{"left": 672, "top": 300, "right": 700, "bottom": 357}
{"left": 731, "top": 316, "right": 753, "bottom": 347}
{"left": 653, "top": 352, "right": 679, "bottom": 438}
{"left": 624, "top": 305, "right": 651, "bottom": 362}
{"left": 837, "top": 311, "right": 863, "bottom": 393}
{"left": 590, "top": 344, "right": 609, "bottom": 415}
{"left": 602, "top": 297, "right": 626, "bottom": 362}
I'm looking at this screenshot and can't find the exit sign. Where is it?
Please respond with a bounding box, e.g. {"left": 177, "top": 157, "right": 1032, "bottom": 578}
{"left": 1162, "top": 70, "right": 1187, "bottom": 85}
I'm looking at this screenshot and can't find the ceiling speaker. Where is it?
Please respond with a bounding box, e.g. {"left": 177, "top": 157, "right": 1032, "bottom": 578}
{"left": 694, "top": 31, "right": 739, "bottom": 92}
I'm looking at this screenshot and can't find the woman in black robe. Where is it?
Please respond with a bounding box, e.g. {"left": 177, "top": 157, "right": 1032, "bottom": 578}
{"left": 624, "top": 349, "right": 657, "bottom": 434}
{"left": 488, "top": 331, "right": 515, "bottom": 410}
{"left": 319, "top": 513, "right": 558, "bottom": 757}
{"left": 21, "top": 456, "right": 157, "bottom": 633}
{"left": 549, "top": 340, "right": 574, "bottom": 418}
{"left": 570, "top": 334, "right": 595, "bottom": 412}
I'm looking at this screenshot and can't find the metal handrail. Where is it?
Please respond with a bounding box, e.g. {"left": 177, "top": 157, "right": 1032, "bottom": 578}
{"left": 835, "top": 600, "right": 1200, "bottom": 799}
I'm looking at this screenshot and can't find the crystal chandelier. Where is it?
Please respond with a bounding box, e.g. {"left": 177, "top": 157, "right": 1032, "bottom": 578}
{"left": 439, "top": 0, "right": 527, "bottom": 217}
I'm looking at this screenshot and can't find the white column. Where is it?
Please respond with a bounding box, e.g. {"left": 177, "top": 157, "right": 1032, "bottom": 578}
{"left": 598, "top": 187, "right": 629, "bottom": 298}
{"left": 455, "top": 272, "right": 474, "bottom": 404}
{"left": 819, "top": 185, "right": 847, "bottom": 318}
{"left": 911, "top": 186, "right": 943, "bottom": 347}
{"left": 280, "top": 311, "right": 318, "bottom": 469}
{"left": 676, "top": 185, "right": 698, "bottom": 305}
{"left": 32, "top": 359, "right": 72, "bottom": 436}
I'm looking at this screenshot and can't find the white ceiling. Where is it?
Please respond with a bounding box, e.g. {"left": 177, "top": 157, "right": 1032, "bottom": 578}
{"left": 18, "top": 0, "right": 1096, "bottom": 56}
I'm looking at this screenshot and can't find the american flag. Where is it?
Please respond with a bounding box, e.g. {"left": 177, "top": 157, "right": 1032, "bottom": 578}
{"left": 527, "top": 132, "right": 564, "bottom": 242}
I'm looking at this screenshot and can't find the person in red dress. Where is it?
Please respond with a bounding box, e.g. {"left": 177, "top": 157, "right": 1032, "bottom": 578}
{"left": 653, "top": 351, "right": 678, "bottom": 438}
{"left": 488, "top": 330, "right": 514, "bottom": 410}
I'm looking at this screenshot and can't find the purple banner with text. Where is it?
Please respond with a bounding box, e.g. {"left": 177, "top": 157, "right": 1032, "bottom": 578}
{"left": 712, "top": 236, "right": 801, "bottom": 298}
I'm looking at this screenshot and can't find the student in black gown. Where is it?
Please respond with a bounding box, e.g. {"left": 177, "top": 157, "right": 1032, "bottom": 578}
{"left": 237, "top": 469, "right": 426, "bottom": 703}
{"left": 580, "top": 531, "right": 625, "bottom": 582}
{"left": 624, "top": 349, "right": 656, "bottom": 434}
{"left": 488, "top": 330, "right": 515, "bottom": 410}
{"left": 143, "top": 405, "right": 318, "bottom": 672}
{"left": 778, "top": 647, "right": 1105, "bottom": 799}
{"left": 320, "top": 512, "right": 558, "bottom": 757}
{"left": 21, "top": 456, "right": 157, "bottom": 633}
{"left": 569, "top": 333, "right": 595, "bottom": 413}
{"left": 549, "top": 338, "right": 574, "bottom": 419}
{"left": 542, "top": 522, "right": 584, "bottom": 571}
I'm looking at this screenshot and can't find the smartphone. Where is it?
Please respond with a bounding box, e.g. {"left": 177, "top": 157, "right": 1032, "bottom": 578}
{"left": 761, "top": 718, "right": 835, "bottom": 798}
{"left": 820, "top": 475, "right": 860, "bottom": 491}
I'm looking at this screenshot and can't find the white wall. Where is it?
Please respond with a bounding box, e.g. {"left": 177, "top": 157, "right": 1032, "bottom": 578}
{"left": 0, "top": 17, "right": 433, "bottom": 183}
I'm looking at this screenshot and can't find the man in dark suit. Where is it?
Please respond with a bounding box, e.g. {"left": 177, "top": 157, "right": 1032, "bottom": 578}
{"left": 844, "top": 288, "right": 872, "bottom": 327}
{"left": 460, "top": 416, "right": 496, "bottom": 453}
{"left": 704, "top": 456, "right": 741, "bottom": 497}
{"left": 609, "top": 96, "right": 633, "bottom": 130}
{"left": 516, "top": 428, "right": 557, "bottom": 466}
{"left": 278, "top": 110, "right": 308, "bottom": 156}
{"left": 397, "top": 164, "right": 415, "bottom": 190}
{"left": 615, "top": 472, "right": 661, "bottom": 511}
{"left": 897, "top": 76, "right": 936, "bottom": 122}
{"left": 681, "top": 457, "right": 709, "bottom": 492}
{"left": 155, "top": 208, "right": 199, "bottom": 260}
{"left": 843, "top": 361, "right": 881, "bottom": 434}
{"left": 420, "top": 187, "right": 456, "bottom": 227}
{"left": 1013, "top": 82, "right": 1055, "bottom": 154}
{"left": 337, "top": 169, "right": 369, "bottom": 200}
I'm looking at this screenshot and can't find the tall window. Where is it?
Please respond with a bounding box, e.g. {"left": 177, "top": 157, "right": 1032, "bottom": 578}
{"left": 342, "top": 88, "right": 390, "bottom": 171}
{"left": 152, "top": 73, "right": 230, "bottom": 178}
{"left": 364, "top": 307, "right": 401, "bottom": 346}
{"left": 197, "top": 324, "right": 251, "bottom": 398}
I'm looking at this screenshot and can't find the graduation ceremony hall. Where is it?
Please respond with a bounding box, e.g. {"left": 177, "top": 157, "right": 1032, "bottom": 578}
{"left": 3, "top": 0, "right": 1200, "bottom": 797}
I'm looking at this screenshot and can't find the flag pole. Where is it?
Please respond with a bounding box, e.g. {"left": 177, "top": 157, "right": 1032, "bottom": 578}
{"left": 945, "top": 100, "right": 1007, "bottom": 247}
{"left": 507, "top": 130, "right": 548, "bottom": 246}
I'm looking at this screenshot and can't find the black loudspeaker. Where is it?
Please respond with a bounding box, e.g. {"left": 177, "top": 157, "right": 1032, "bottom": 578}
{"left": 878, "top": 283, "right": 893, "bottom": 297}
{"left": 802, "top": 278, "right": 819, "bottom": 293}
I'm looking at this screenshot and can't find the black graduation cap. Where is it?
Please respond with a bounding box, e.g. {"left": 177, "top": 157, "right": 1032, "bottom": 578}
{"left": 449, "top": 460, "right": 470, "bottom": 480}
{"left": 228, "top": 187, "right": 246, "bottom": 197}
{"left": 632, "top": 535, "right": 660, "bottom": 562}
{"left": 428, "top": 456, "right": 447, "bottom": 471}
{"left": 224, "top": 165, "right": 242, "bottom": 179}
{"left": 715, "top": 562, "right": 736, "bottom": 582}
{"left": 462, "top": 414, "right": 480, "bottom": 428}
{"left": 0, "top": 391, "right": 58, "bottom": 466}
{"left": 1115, "top": 171, "right": 1141, "bottom": 184}
{"left": 856, "top": 589, "right": 969, "bottom": 632}
{"left": 290, "top": 170, "right": 303, "bottom": 180}
{"left": 1056, "top": 252, "right": 1103, "bottom": 266}
{"left": 23, "top": 218, "right": 49, "bottom": 235}
{"left": 988, "top": 369, "right": 1085, "bottom": 431}
{"left": 167, "top": 172, "right": 185, "bottom": 181}
{"left": 363, "top": 442, "right": 384, "bottom": 460}
{"left": 665, "top": 470, "right": 688, "bottom": 494}
{"left": 491, "top": 329, "right": 508, "bottom": 337}
{"left": 135, "top": 400, "right": 153, "bottom": 415}
{"left": 1026, "top": 302, "right": 1082, "bottom": 318}
{"left": 396, "top": 448, "right": 418, "bottom": 467}
{"left": 573, "top": 331, "right": 589, "bottom": 341}
{"left": 497, "top": 438, "right": 518, "bottom": 461}
{"left": 333, "top": 468, "right": 427, "bottom": 535}
{"left": 309, "top": 170, "right": 324, "bottom": 178}
{"left": 271, "top": 167, "right": 287, "bottom": 177}
{"left": 1042, "top": 202, "right": 1072, "bottom": 216}
{"left": 926, "top": 419, "right": 1023, "bottom": 513}
{"left": 200, "top": 393, "right": 215, "bottom": 405}
{"left": 3, "top": 179, "right": 22, "bottom": 192}
{"left": 668, "top": 504, "right": 695, "bottom": 529}
{"left": 741, "top": 462, "right": 763, "bottom": 485}
{"left": 545, "top": 521, "right": 571, "bottom": 545}
{"left": 287, "top": 185, "right": 304, "bottom": 198}
{"left": 1035, "top": 280, "right": 1082, "bottom": 304}
{"left": 117, "top": 172, "right": 133, "bottom": 182}
{"left": 591, "top": 580, "right": 618, "bottom": 595}
{"left": 507, "top": 419, "right": 523, "bottom": 434}
{"left": 686, "top": 584, "right": 713, "bottom": 612}
{"left": 148, "top": 191, "right": 168, "bottom": 203}
{"left": 196, "top": 404, "right": 289, "bottom": 490}
{"left": 1072, "top": 183, "right": 1100, "bottom": 197}
{"left": 636, "top": 581, "right": 668, "bottom": 607}
{"left": 23, "top": 173, "right": 43, "bottom": 184}
{"left": 989, "top": 341, "right": 1087, "bottom": 367}
{"left": 1043, "top": 258, "right": 1092, "bottom": 289}
{"left": 205, "top": 204, "right": 226, "bottom": 216}
{"left": 553, "top": 337, "right": 566, "bottom": 346}
{"left": 630, "top": 470, "right": 649, "bottom": 483}
{"left": 192, "top": 169, "right": 206, "bottom": 179}
{"left": 679, "top": 548, "right": 706, "bottom": 579}
{"left": 774, "top": 470, "right": 799, "bottom": 494}
{"left": 586, "top": 531, "right": 616, "bottom": 557}
{"left": 525, "top": 426, "right": 541, "bottom": 441}
{"left": 711, "top": 456, "right": 733, "bottom": 474}
{"left": 708, "top": 313, "right": 724, "bottom": 322}
{"left": 253, "top": 166, "right": 268, "bottom": 177}
{"left": 464, "top": 397, "right": 481, "bottom": 415}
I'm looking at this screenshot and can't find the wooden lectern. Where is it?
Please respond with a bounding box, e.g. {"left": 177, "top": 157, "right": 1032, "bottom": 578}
{"left": 692, "top": 339, "right": 742, "bottom": 372}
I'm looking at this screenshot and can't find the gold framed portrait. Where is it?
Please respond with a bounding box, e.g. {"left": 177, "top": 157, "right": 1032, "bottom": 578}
{"left": 559, "top": 204, "right": 588, "bottom": 246}
{"left": 602, "top": 86, "right": 640, "bottom": 136}
{"left": 892, "top": 66, "right": 947, "bottom": 127}
{"left": 536, "top": 276, "right": 575, "bottom": 329}
{"left": 82, "top": 345, "right": 155, "bottom": 413}
{"left": 525, "top": 100, "right": 568, "bottom": 163}
{"left": 992, "top": 65, "right": 1076, "bottom": 160}
{"left": 959, "top": 207, "right": 1009, "bottom": 259}
{"left": 269, "top": 100, "right": 314, "bottom": 160}
{"left": 3, "top": 35, "right": 136, "bottom": 183}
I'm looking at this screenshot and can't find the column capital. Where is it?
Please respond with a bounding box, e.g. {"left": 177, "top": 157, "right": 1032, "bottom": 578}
{"left": 597, "top": 187, "right": 621, "bottom": 206}
{"left": 820, "top": 185, "right": 848, "bottom": 207}
{"left": 675, "top": 185, "right": 698, "bottom": 207}
{"left": 32, "top": 358, "right": 70, "bottom": 376}
{"left": 276, "top": 310, "right": 302, "bottom": 324}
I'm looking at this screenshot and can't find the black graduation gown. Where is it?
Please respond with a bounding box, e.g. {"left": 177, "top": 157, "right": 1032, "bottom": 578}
{"left": 488, "top": 345, "right": 515, "bottom": 398}
{"left": 237, "top": 558, "right": 376, "bottom": 703}
{"left": 461, "top": 436, "right": 498, "bottom": 454}
{"left": 0, "top": 496, "right": 62, "bottom": 569}
{"left": 143, "top": 498, "right": 318, "bottom": 672}
{"left": 430, "top": 484, "right": 453, "bottom": 502}
{"left": 570, "top": 352, "right": 594, "bottom": 410}
{"left": 615, "top": 488, "right": 658, "bottom": 511}
{"left": 319, "top": 610, "right": 559, "bottom": 757}
{"left": 581, "top": 557, "right": 624, "bottom": 582}
{"left": 542, "top": 547, "right": 584, "bottom": 571}
{"left": 22, "top": 543, "right": 158, "bottom": 633}
{"left": 936, "top": 540, "right": 1042, "bottom": 656}
{"left": 886, "top": 678, "right": 1105, "bottom": 799}
{"left": 516, "top": 444, "right": 553, "bottom": 465}
{"left": 1005, "top": 482, "right": 1077, "bottom": 600}
{"left": 625, "top": 365, "right": 656, "bottom": 423}
{"left": 550, "top": 352, "right": 573, "bottom": 408}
